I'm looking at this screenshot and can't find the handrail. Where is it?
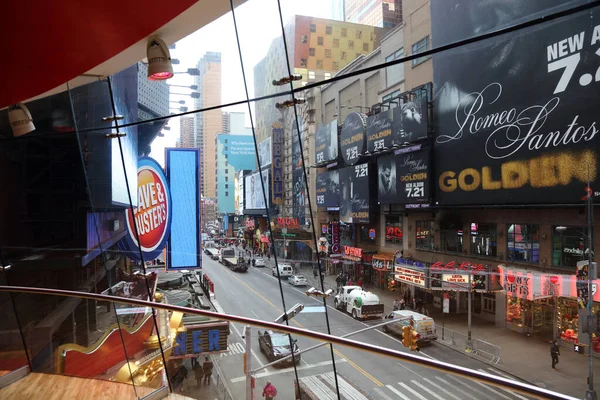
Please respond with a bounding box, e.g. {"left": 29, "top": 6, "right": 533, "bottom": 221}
{"left": 0, "top": 285, "right": 578, "bottom": 400}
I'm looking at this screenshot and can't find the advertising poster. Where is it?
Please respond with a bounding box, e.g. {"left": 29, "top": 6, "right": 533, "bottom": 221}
{"left": 378, "top": 149, "right": 430, "bottom": 204}
{"left": 292, "top": 118, "right": 306, "bottom": 225}
{"left": 315, "top": 121, "right": 339, "bottom": 164}
{"left": 391, "top": 95, "right": 428, "bottom": 145}
{"left": 271, "top": 122, "right": 283, "bottom": 205}
{"left": 244, "top": 169, "right": 270, "bottom": 210}
{"left": 217, "top": 135, "right": 256, "bottom": 171}
{"left": 366, "top": 109, "right": 394, "bottom": 153}
{"left": 339, "top": 163, "right": 371, "bottom": 223}
{"left": 316, "top": 170, "right": 340, "bottom": 208}
{"left": 432, "top": 0, "right": 600, "bottom": 205}
{"left": 258, "top": 137, "right": 272, "bottom": 168}
{"left": 340, "top": 112, "right": 366, "bottom": 165}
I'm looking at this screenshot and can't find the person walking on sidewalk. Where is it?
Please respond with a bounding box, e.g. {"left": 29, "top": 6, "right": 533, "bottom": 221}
{"left": 193, "top": 359, "right": 204, "bottom": 387}
{"left": 393, "top": 298, "right": 400, "bottom": 311}
{"left": 202, "top": 356, "right": 213, "bottom": 384}
{"left": 262, "top": 380, "right": 277, "bottom": 399}
{"left": 551, "top": 341, "right": 560, "bottom": 369}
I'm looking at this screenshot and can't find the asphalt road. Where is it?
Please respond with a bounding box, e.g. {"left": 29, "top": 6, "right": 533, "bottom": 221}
{"left": 203, "top": 253, "right": 532, "bottom": 400}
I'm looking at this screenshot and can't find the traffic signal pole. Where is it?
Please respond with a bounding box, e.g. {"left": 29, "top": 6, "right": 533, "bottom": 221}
{"left": 244, "top": 325, "right": 252, "bottom": 400}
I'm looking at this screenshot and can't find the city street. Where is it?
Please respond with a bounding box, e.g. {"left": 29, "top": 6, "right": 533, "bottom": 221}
{"left": 203, "top": 253, "right": 532, "bottom": 400}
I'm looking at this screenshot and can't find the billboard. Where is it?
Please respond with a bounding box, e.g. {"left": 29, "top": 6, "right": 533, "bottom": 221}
{"left": 432, "top": 0, "right": 600, "bottom": 205}
{"left": 217, "top": 134, "right": 256, "bottom": 171}
{"left": 120, "top": 157, "right": 172, "bottom": 261}
{"left": 391, "top": 96, "right": 428, "bottom": 145}
{"left": 366, "top": 109, "right": 394, "bottom": 153}
{"left": 315, "top": 121, "right": 339, "bottom": 164}
{"left": 339, "top": 163, "right": 370, "bottom": 223}
{"left": 340, "top": 112, "right": 366, "bottom": 165}
{"left": 292, "top": 118, "right": 306, "bottom": 225}
{"left": 377, "top": 148, "right": 430, "bottom": 204}
{"left": 245, "top": 169, "right": 270, "bottom": 210}
{"left": 166, "top": 148, "right": 202, "bottom": 270}
{"left": 258, "top": 137, "right": 272, "bottom": 167}
{"left": 316, "top": 170, "right": 340, "bottom": 208}
{"left": 271, "top": 122, "right": 284, "bottom": 205}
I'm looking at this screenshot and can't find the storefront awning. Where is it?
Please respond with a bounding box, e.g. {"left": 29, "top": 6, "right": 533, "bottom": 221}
{"left": 372, "top": 252, "right": 395, "bottom": 271}
{"left": 373, "top": 253, "right": 394, "bottom": 261}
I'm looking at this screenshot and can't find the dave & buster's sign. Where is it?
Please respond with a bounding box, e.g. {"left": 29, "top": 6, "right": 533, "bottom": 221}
{"left": 432, "top": 1, "right": 600, "bottom": 206}
{"left": 121, "top": 157, "right": 171, "bottom": 261}
{"left": 377, "top": 148, "right": 430, "bottom": 205}
{"left": 340, "top": 112, "right": 366, "bottom": 165}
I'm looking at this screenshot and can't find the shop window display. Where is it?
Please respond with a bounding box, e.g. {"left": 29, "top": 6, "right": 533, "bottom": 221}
{"left": 507, "top": 224, "right": 540, "bottom": 263}
{"left": 415, "top": 221, "right": 434, "bottom": 250}
{"left": 552, "top": 226, "right": 589, "bottom": 268}
{"left": 558, "top": 298, "right": 579, "bottom": 344}
{"left": 470, "top": 223, "right": 497, "bottom": 257}
{"left": 385, "top": 215, "right": 402, "bottom": 245}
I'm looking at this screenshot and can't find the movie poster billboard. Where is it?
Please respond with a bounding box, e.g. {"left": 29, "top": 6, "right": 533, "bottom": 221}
{"left": 292, "top": 118, "right": 306, "bottom": 225}
{"left": 315, "top": 121, "right": 339, "bottom": 164}
{"left": 258, "top": 137, "right": 272, "bottom": 168}
{"left": 244, "top": 169, "right": 270, "bottom": 210}
{"left": 316, "top": 170, "right": 340, "bottom": 208}
{"left": 432, "top": 0, "right": 600, "bottom": 205}
{"left": 339, "top": 163, "right": 370, "bottom": 223}
{"left": 378, "top": 149, "right": 430, "bottom": 204}
{"left": 340, "top": 112, "right": 366, "bottom": 165}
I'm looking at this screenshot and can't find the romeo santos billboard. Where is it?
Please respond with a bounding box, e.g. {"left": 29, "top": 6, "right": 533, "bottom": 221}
{"left": 432, "top": 0, "right": 600, "bottom": 205}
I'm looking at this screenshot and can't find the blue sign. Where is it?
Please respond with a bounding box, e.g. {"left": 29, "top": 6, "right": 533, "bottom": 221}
{"left": 271, "top": 122, "right": 284, "bottom": 205}
{"left": 173, "top": 329, "right": 222, "bottom": 356}
{"left": 223, "top": 214, "right": 229, "bottom": 232}
{"left": 217, "top": 134, "right": 257, "bottom": 171}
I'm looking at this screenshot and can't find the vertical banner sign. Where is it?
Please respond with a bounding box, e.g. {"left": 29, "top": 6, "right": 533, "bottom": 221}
{"left": 339, "top": 164, "right": 371, "bottom": 223}
{"left": 330, "top": 221, "right": 341, "bottom": 255}
{"left": 315, "top": 170, "right": 340, "bottom": 208}
{"left": 340, "top": 112, "right": 366, "bottom": 165}
{"left": 271, "top": 122, "right": 283, "bottom": 205}
{"left": 315, "top": 121, "right": 339, "bottom": 164}
{"left": 577, "top": 260, "right": 590, "bottom": 309}
{"left": 378, "top": 149, "right": 430, "bottom": 204}
{"left": 366, "top": 109, "right": 394, "bottom": 153}
{"left": 292, "top": 118, "right": 306, "bottom": 225}
{"left": 166, "top": 149, "right": 202, "bottom": 270}
{"left": 432, "top": 1, "right": 600, "bottom": 205}
{"left": 120, "top": 157, "right": 172, "bottom": 261}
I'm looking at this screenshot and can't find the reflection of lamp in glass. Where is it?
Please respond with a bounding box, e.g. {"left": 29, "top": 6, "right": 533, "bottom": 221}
{"left": 147, "top": 37, "right": 173, "bottom": 80}
{"left": 174, "top": 68, "right": 200, "bottom": 76}
{"left": 170, "top": 91, "right": 200, "bottom": 99}
{"left": 8, "top": 103, "right": 35, "bottom": 136}
{"left": 169, "top": 84, "right": 198, "bottom": 90}
{"left": 170, "top": 100, "right": 185, "bottom": 105}
{"left": 170, "top": 106, "right": 188, "bottom": 112}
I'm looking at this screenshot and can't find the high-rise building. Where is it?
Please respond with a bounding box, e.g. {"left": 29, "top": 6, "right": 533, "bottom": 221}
{"left": 222, "top": 112, "right": 230, "bottom": 134}
{"left": 222, "top": 111, "right": 251, "bottom": 135}
{"left": 194, "top": 52, "right": 222, "bottom": 224}
{"left": 178, "top": 116, "right": 195, "bottom": 148}
{"left": 345, "top": 0, "right": 402, "bottom": 28}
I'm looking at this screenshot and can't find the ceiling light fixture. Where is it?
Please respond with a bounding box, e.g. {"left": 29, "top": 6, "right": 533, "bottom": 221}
{"left": 147, "top": 37, "right": 173, "bottom": 81}
{"left": 8, "top": 103, "right": 35, "bottom": 136}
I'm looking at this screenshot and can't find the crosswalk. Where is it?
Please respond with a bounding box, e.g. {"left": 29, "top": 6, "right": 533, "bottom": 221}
{"left": 300, "top": 368, "right": 533, "bottom": 400}
{"left": 380, "top": 368, "right": 531, "bottom": 400}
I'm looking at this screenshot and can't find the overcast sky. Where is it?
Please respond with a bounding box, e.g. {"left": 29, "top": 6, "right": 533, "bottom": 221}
{"left": 150, "top": 0, "right": 335, "bottom": 165}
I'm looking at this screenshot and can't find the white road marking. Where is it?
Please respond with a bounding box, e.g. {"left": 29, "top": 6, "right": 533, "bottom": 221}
{"left": 229, "top": 359, "right": 348, "bottom": 383}
{"left": 446, "top": 374, "right": 495, "bottom": 400}
{"left": 250, "top": 309, "right": 260, "bottom": 319}
{"left": 435, "top": 377, "right": 478, "bottom": 400}
{"left": 375, "top": 387, "right": 397, "bottom": 400}
{"left": 478, "top": 369, "right": 529, "bottom": 400}
{"left": 396, "top": 362, "right": 422, "bottom": 378}
{"left": 227, "top": 313, "right": 267, "bottom": 369}
{"left": 487, "top": 367, "right": 518, "bottom": 381}
{"left": 385, "top": 384, "right": 412, "bottom": 400}
{"left": 422, "top": 378, "right": 462, "bottom": 400}
{"left": 398, "top": 382, "right": 428, "bottom": 400}
{"left": 411, "top": 379, "right": 447, "bottom": 400}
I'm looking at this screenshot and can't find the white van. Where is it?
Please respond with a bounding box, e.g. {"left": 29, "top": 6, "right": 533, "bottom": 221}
{"left": 382, "top": 310, "right": 437, "bottom": 344}
{"left": 272, "top": 264, "right": 293, "bottom": 278}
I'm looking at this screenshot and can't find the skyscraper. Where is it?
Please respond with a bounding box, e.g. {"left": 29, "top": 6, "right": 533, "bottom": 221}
{"left": 178, "top": 116, "right": 195, "bottom": 148}
{"left": 345, "top": 0, "right": 402, "bottom": 28}
{"left": 194, "top": 52, "right": 222, "bottom": 224}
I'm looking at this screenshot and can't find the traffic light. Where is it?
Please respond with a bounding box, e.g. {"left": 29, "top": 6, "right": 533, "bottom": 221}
{"left": 388, "top": 278, "right": 395, "bottom": 291}
{"left": 401, "top": 325, "right": 411, "bottom": 347}
{"left": 410, "top": 330, "right": 420, "bottom": 352}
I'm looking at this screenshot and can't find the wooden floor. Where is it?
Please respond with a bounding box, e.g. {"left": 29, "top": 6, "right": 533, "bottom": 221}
{"left": 0, "top": 373, "right": 157, "bottom": 400}
{"left": 0, "top": 370, "right": 13, "bottom": 377}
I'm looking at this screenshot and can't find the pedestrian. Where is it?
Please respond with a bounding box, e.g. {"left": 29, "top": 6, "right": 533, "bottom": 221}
{"left": 551, "top": 341, "right": 560, "bottom": 369}
{"left": 193, "top": 359, "right": 204, "bottom": 387}
{"left": 393, "top": 298, "right": 400, "bottom": 311}
{"left": 336, "top": 274, "right": 341, "bottom": 288}
{"left": 202, "top": 356, "right": 213, "bottom": 384}
{"left": 313, "top": 268, "right": 318, "bottom": 279}
{"left": 400, "top": 298, "right": 406, "bottom": 310}
{"left": 262, "top": 380, "right": 277, "bottom": 399}
{"left": 412, "top": 298, "right": 417, "bottom": 311}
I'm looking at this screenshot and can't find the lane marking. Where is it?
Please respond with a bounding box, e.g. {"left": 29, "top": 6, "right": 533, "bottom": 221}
{"left": 422, "top": 378, "right": 462, "bottom": 400}
{"left": 478, "top": 369, "right": 529, "bottom": 400}
{"left": 229, "top": 359, "right": 347, "bottom": 383}
{"left": 398, "top": 382, "right": 428, "bottom": 400}
{"left": 446, "top": 374, "right": 494, "bottom": 400}
{"left": 385, "top": 385, "right": 411, "bottom": 400}
{"left": 375, "top": 387, "right": 398, "bottom": 400}
{"left": 250, "top": 310, "right": 260, "bottom": 319}
{"left": 411, "top": 379, "right": 446, "bottom": 400}
{"left": 396, "top": 362, "right": 422, "bottom": 378}
{"left": 435, "top": 377, "right": 478, "bottom": 400}
{"left": 227, "top": 272, "right": 384, "bottom": 387}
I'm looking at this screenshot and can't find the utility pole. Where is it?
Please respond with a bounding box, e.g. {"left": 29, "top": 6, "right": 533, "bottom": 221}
{"left": 466, "top": 267, "right": 473, "bottom": 351}
{"left": 244, "top": 325, "right": 253, "bottom": 400}
{"left": 586, "top": 164, "right": 597, "bottom": 400}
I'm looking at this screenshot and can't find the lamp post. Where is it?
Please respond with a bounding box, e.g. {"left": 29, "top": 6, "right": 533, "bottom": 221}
{"left": 550, "top": 275, "right": 559, "bottom": 342}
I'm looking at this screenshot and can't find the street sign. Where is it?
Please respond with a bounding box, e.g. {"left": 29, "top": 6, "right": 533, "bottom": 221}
{"left": 443, "top": 298, "right": 450, "bottom": 314}
{"left": 574, "top": 343, "right": 585, "bottom": 354}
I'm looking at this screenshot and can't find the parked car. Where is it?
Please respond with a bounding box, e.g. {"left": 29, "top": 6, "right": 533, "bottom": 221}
{"left": 254, "top": 258, "right": 266, "bottom": 267}
{"left": 272, "top": 264, "right": 293, "bottom": 278}
{"left": 258, "top": 330, "right": 301, "bottom": 365}
{"left": 382, "top": 310, "right": 437, "bottom": 345}
{"left": 289, "top": 274, "right": 307, "bottom": 287}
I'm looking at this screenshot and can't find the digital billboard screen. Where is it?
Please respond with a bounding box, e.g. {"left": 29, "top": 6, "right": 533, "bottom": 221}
{"left": 316, "top": 170, "right": 340, "bottom": 208}
{"left": 245, "top": 169, "right": 270, "bottom": 210}
{"left": 217, "top": 134, "right": 256, "bottom": 171}
{"left": 166, "top": 148, "right": 201, "bottom": 270}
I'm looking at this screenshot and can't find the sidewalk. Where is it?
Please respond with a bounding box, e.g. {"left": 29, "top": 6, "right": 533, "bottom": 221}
{"left": 296, "top": 266, "right": 597, "bottom": 399}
